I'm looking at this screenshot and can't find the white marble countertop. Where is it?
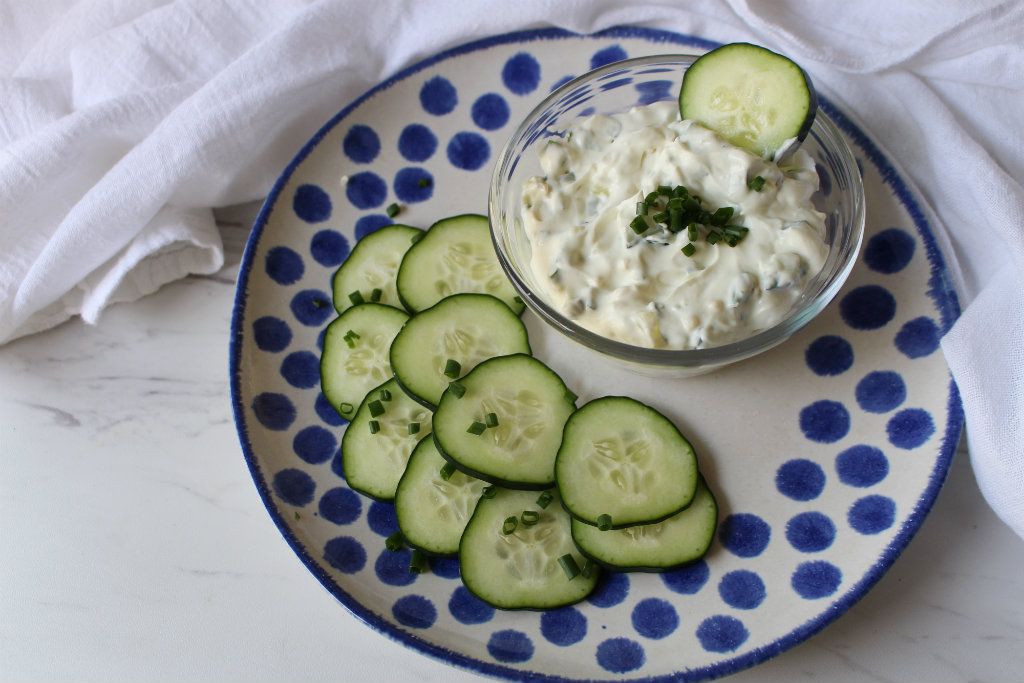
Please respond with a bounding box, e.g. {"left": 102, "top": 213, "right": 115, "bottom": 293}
{"left": 2, "top": 206, "right": 1022, "bottom": 683}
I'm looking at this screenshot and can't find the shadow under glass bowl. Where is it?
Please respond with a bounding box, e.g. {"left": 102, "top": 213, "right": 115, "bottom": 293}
{"left": 488, "top": 54, "right": 865, "bottom": 377}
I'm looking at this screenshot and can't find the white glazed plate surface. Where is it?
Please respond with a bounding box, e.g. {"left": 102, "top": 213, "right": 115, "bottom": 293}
{"left": 229, "top": 28, "right": 962, "bottom": 682}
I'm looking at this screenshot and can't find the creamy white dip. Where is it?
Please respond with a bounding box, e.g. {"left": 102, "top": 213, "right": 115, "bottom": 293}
{"left": 519, "top": 101, "right": 828, "bottom": 350}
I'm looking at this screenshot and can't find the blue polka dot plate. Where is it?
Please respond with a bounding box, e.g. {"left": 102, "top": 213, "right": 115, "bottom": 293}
{"left": 230, "top": 28, "right": 963, "bottom": 682}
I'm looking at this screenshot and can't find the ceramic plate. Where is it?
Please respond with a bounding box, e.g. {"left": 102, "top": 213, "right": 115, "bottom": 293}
{"left": 229, "top": 27, "right": 962, "bottom": 682}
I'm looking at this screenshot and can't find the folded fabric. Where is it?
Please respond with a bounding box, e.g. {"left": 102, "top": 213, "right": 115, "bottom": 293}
{"left": 1, "top": 0, "right": 1022, "bottom": 537}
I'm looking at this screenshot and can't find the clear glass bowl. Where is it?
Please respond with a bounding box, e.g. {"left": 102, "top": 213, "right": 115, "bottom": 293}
{"left": 488, "top": 54, "right": 865, "bottom": 377}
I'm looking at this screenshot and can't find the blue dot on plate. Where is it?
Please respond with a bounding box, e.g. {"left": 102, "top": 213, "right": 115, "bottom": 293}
{"left": 290, "top": 289, "right": 332, "bottom": 327}
{"left": 367, "top": 501, "right": 399, "bottom": 537}
{"left": 397, "top": 123, "right": 438, "bottom": 162}
{"left": 895, "top": 316, "right": 941, "bottom": 359}
{"left": 265, "top": 246, "right": 304, "bottom": 285}
{"left": 252, "top": 392, "right": 295, "bottom": 431}
{"left": 272, "top": 468, "right": 314, "bottom": 506}
{"left": 588, "top": 572, "right": 629, "bottom": 607}
{"left": 786, "top": 511, "right": 836, "bottom": 552}
{"left": 342, "top": 124, "right": 380, "bottom": 164}
{"left": 345, "top": 171, "right": 387, "bottom": 209}
{"left": 449, "top": 585, "right": 494, "bottom": 624}
{"left": 375, "top": 548, "right": 417, "bottom": 587}
{"left": 661, "top": 559, "right": 709, "bottom": 594}
{"left": 419, "top": 76, "right": 458, "bottom": 115}
{"left": 718, "top": 570, "right": 766, "bottom": 610}
{"left": 776, "top": 459, "right": 826, "bottom": 501}
{"left": 887, "top": 408, "right": 935, "bottom": 449}
{"left": 323, "top": 536, "right": 365, "bottom": 574}
{"left": 591, "top": 45, "right": 628, "bottom": 69}
{"left": 431, "top": 556, "right": 461, "bottom": 579}
{"left": 392, "top": 594, "right": 436, "bottom": 629}
{"left": 488, "top": 629, "right": 534, "bottom": 663}
{"left": 330, "top": 448, "right": 344, "bottom": 479}
{"left": 635, "top": 80, "right": 673, "bottom": 105}
{"left": 792, "top": 561, "right": 842, "bottom": 599}
{"left": 835, "top": 445, "right": 889, "bottom": 487}
{"left": 840, "top": 285, "right": 897, "bottom": 330}
{"left": 292, "top": 183, "right": 332, "bottom": 223}
{"left": 849, "top": 495, "right": 896, "bottom": 534}
{"left": 805, "top": 335, "right": 854, "bottom": 376}
{"left": 310, "top": 230, "right": 350, "bottom": 267}
{"left": 696, "top": 616, "right": 749, "bottom": 653}
{"left": 799, "top": 400, "right": 851, "bottom": 443}
{"left": 471, "top": 93, "right": 510, "bottom": 131}
{"left": 280, "top": 351, "right": 319, "bottom": 389}
{"left": 292, "top": 425, "right": 336, "bottom": 464}
{"left": 855, "top": 370, "right": 906, "bottom": 413}
{"left": 719, "top": 513, "right": 771, "bottom": 558}
{"left": 393, "top": 167, "right": 434, "bottom": 203}
{"left": 502, "top": 53, "right": 541, "bottom": 95}
{"left": 355, "top": 214, "right": 392, "bottom": 239}
{"left": 631, "top": 598, "right": 678, "bottom": 640}
{"left": 318, "top": 486, "right": 361, "bottom": 525}
{"left": 316, "top": 392, "right": 348, "bottom": 427}
{"left": 550, "top": 74, "right": 575, "bottom": 92}
{"left": 253, "top": 316, "right": 292, "bottom": 353}
{"left": 596, "top": 637, "right": 645, "bottom": 673}
{"left": 865, "top": 228, "right": 916, "bottom": 274}
{"left": 447, "top": 132, "right": 490, "bottom": 171}
{"left": 541, "top": 606, "right": 587, "bottom": 646}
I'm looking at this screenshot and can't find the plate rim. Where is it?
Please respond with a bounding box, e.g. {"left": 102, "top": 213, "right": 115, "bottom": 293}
{"left": 228, "top": 25, "right": 965, "bottom": 683}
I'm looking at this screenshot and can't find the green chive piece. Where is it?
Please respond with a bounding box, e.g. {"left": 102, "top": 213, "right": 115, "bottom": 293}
{"left": 411, "top": 232, "right": 423, "bottom": 244}
{"left": 687, "top": 222, "right": 699, "bottom": 242}
{"left": 657, "top": 185, "right": 673, "bottom": 196}
{"left": 408, "top": 422, "right": 420, "bottom": 435}
{"left": 597, "top": 514, "right": 613, "bottom": 531}
{"left": 344, "top": 336, "right": 355, "bottom": 349}
{"left": 711, "top": 207, "right": 734, "bottom": 226}
{"left": 726, "top": 236, "right": 740, "bottom": 247}
{"left": 558, "top": 554, "right": 581, "bottom": 579}
{"left": 644, "top": 191, "right": 660, "bottom": 206}
{"left": 482, "top": 485, "right": 497, "bottom": 499}
{"left": 667, "top": 196, "right": 684, "bottom": 211}
{"left": 502, "top": 516, "right": 519, "bottom": 535}
{"left": 444, "top": 358, "right": 462, "bottom": 379}
{"left": 514, "top": 295, "right": 524, "bottom": 306}
{"left": 348, "top": 290, "right": 365, "bottom": 306}
{"left": 684, "top": 197, "right": 701, "bottom": 214}
{"left": 485, "top": 412, "right": 499, "bottom": 428}
{"left": 749, "top": 175, "right": 766, "bottom": 192}
{"left": 723, "top": 225, "right": 749, "bottom": 237}
{"left": 440, "top": 462, "right": 457, "bottom": 481}
{"left": 368, "top": 400, "right": 385, "bottom": 417}
{"left": 681, "top": 243, "right": 697, "bottom": 258}
{"left": 385, "top": 531, "right": 404, "bottom": 551}
{"left": 521, "top": 510, "right": 540, "bottom": 526}
{"left": 368, "top": 420, "right": 380, "bottom": 434}
{"left": 380, "top": 388, "right": 392, "bottom": 401}
{"left": 536, "top": 492, "right": 554, "bottom": 508}
{"left": 449, "top": 381, "right": 466, "bottom": 398}
{"left": 409, "top": 549, "right": 428, "bottom": 573}
{"left": 581, "top": 558, "right": 596, "bottom": 579}
{"left": 339, "top": 402, "right": 354, "bottom": 414}
{"left": 673, "top": 185, "right": 689, "bottom": 198}
{"left": 564, "top": 389, "right": 578, "bottom": 404}
{"left": 706, "top": 231, "right": 722, "bottom": 245}
{"left": 417, "top": 177, "right": 431, "bottom": 188}
{"left": 467, "top": 421, "right": 486, "bottom": 435}
{"left": 635, "top": 201, "right": 646, "bottom": 216}
{"left": 345, "top": 329, "right": 361, "bottom": 340}
{"left": 386, "top": 202, "right": 401, "bottom": 218}
{"left": 629, "top": 215, "right": 648, "bottom": 234}
{"left": 652, "top": 211, "right": 669, "bottom": 224}
{"left": 370, "top": 288, "right": 382, "bottom": 302}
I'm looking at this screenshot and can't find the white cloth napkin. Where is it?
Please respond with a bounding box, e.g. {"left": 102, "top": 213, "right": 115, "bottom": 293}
{"left": 2, "top": 0, "right": 1022, "bottom": 536}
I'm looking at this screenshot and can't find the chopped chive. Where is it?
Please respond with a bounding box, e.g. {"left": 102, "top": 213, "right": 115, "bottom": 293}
{"left": 667, "top": 196, "right": 684, "bottom": 211}
{"left": 581, "top": 558, "right": 596, "bottom": 579}
{"left": 536, "top": 492, "right": 553, "bottom": 508}
{"left": 723, "top": 225, "right": 749, "bottom": 237}
{"left": 368, "top": 400, "right": 385, "bottom": 417}
{"left": 348, "top": 290, "right": 365, "bottom": 306}
{"left": 514, "top": 295, "right": 524, "bottom": 306}
{"left": 668, "top": 211, "right": 682, "bottom": 233}
{"left": 644, "top": 191, "right": 660, "bottom": 205}
{"left": 558, "top": 554, "right": 581, "bottom": 579}
{"left": 339, "top": 402, "right": 354, "bottom": 414}
{"left": 370, "top": 288, "right": 382, "bottom": 302}
{"left": 344, "top": 336, "right": 355, "bottom": 348}
{"left": 485, "top": 412, "right": 499, "bottom": 428}
{"left": 687, "top": 222, "right": 699, "bottom": 242}
{"left": 564, "top": 389, "right": 578, "bottom": 404}
{"left": 417, "top": 177, "right": 431, "bottom": 188}
{"left": 448, "top": 381, "right": 466, "bottom": 398}
{"left": 502, "top": 516, "right": 519, "bottom": 535}
{"left": 410, "top": 232, "right": 424, "bottom": 244}
{"left": 706, "top": 231, "right": 722, "bottom": 245}
{"left": 440, "top": 463, "right": 457, "bottom": 481}
{"left": 482, "top": 485, "right": 497, "bottom": 499}
{"left": 657, "top": 185, "right": 673, "bottom": 196}
{"left": 673, "top": 185, "right": 689, "bottom": 198}
{"left": 444, "top": 358, "right": 462, "bottom": 379}
{"left": 311, "top": 298, "right": 326, "bottom": 309}
{"left": 651, "top": 211, "right": 669, "bottom": 224}
{"left": 681, "top": 243, "right": 697, "bottom": 258}
{"left": 385, "top": 531, "right": 404, "bottom": 551}
{"left": 698, "top": 210, "right": 712, "bottom": 224}
{"left": 521, "top": 510, "right": 540, "bottom": 526}
{"left": 597, "top": 514, "right": 613, "bottom": 530}
{"left": 711, "top": 207, "right": 734, "bottom": 226}
{"left": 635, "top": 201, "right": 646, "bottom": 216}
{"left": 409, "top": 549, "right": 428, "bottom": 573}
{"left": 726, "top": 236, "right": 740, "bottom": 247}
{"left": 748, "top": 175, "right": 766, "bottom": 192}
{"left": 467, "top": 421, "right": 486, "bottom": 435}
{"left": 408, "top": 422, "right": 420, "bottom": 435}
{"left": 379, "top": 388, "right": 392, "bottom": 401}
{"left": 368, "top": 419, "right": 381, "bottom": 434}
{"left": 345, "top": 329, "right": 361, "bottom": 340}
{"left": 629, "top": 215, "right": 648, "bottom": 234}
{"left": 684, "top": 197, "right": 701, "bottom": 214}
{"left": 386, "top": 202, "right": 401, "bottom": 218}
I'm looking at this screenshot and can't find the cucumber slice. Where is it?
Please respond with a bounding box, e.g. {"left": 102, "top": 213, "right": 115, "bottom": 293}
{"left": 389, "top": 293, "right": 531, "bottom": 409}
{"left": 555, "top": 397, "right": 698, "bottom": 528}
{"left": 396, "top": 214, "right": 525, "bottom": 314}
{"left": 341, "top": 378, "right": 432, "bottom": 501}
{"left": 433, "top": 354, "right": 575, "bottom": 489}
{"left": 460, "top": 488, "right": 599, "bottom": 609}
{"left": 571, "top": 476, "right": 718, "bottom": 571}
{"left": 395, "top": 435, "right": 488, "bottom": 555}
{"left": 332, "top": 224, "right": 422, "bottom": 313}
{"left": 320, "top": 304, "right": 408, "bottom": 421}
{"left": 679, "top": 42, "right": 817, "bottom": 159}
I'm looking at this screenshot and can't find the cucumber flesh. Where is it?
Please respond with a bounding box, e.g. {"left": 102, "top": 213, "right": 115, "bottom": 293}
{"left": 679, "top": 42, "right": 817, "bottom": 159}
{"left": 332, "top": 224, "right": 422, "bottom": 313}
